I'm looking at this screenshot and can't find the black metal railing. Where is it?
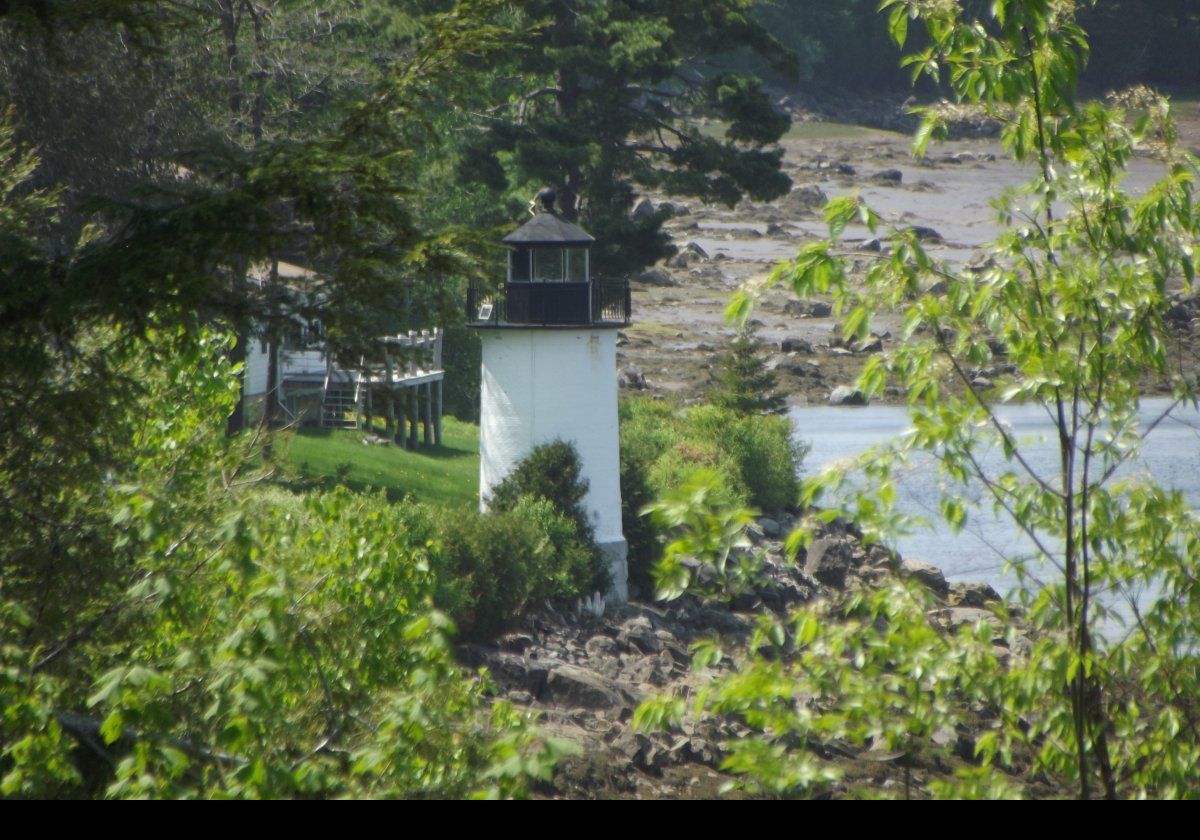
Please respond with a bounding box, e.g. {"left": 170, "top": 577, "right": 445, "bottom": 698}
{"left": 467, "top": 280, "right": 631, "bottom": 327}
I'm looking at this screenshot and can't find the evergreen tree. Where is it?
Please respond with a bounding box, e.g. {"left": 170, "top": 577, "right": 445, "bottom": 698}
{"left": 709, "top": 323, "right": 787, "bottom": 416}
{"left": 459, "top": 0, "right": 795, "bottom": 276}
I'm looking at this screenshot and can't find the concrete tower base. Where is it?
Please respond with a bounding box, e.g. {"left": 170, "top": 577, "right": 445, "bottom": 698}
{"left": 479, "top": 327, "right": 628, "bottom": 600}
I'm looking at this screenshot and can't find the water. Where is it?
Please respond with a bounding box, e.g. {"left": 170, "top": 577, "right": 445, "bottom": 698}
{"left": 789, "top": 399, "right": 1200, "bottom": 600}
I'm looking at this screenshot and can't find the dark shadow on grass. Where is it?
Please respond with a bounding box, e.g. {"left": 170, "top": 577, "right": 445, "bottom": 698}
{"left": 278, "top": 476, "right": 411, "bottom": 504}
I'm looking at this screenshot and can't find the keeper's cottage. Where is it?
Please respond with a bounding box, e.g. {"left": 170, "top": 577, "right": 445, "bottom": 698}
{"left": 467, "top": 189, "right": 632, "bottom": 599}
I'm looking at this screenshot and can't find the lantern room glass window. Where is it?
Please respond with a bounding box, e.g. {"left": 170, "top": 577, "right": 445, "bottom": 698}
{"left": 509, "top": 247, "right": 532, "bottom": 282}
{"left": 566, "top": 247, "right": 588, "bottom": 282}
{"left": 533, "top": 247, "right": 563, "bottom": 282}
{"left": 508, "top": 245, "right": 590, "bottom": 283}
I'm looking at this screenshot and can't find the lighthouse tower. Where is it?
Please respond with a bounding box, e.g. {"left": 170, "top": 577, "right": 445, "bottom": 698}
{"left": 468, "top": 190, "right": 632, "bottom": 600}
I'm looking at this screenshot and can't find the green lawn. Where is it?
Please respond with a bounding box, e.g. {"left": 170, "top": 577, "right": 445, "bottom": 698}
{"left": 281, "top": 417, "right": 480, "bottom": 509}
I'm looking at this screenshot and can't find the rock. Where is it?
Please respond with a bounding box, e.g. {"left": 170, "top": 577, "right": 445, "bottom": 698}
{"left": 949, "top": 581, "right": 1000, "bottom": 608}
{"left": 858, "top": 238, "right": 883, "bottom": 252}
{"left": 828, "top": 385, "right": 868, "bottom": 406}
{"left": 907, "top": 225, "right": 945, "bottom": 244}
{"left": 665, "top": 251, "right": 691, "bottom": 269}
{"left": 634, "top": 267, "right": 677, "bottom": 286}
{"left": 805, "top": 538, "right": 856, "bottom": 589}
{"left": 855, "top": 336, "right": 884, "bottom": 354}
{"left": 631, "top": 197, "right": 656, "bottom": 221}
{"left": 585, "top": 634, "right": 619, "bottom": 659}
{"left": 617, "top": 616, "right": 661, "bottom": 654}
{"left": 940, "top": 607, "right": 995, "bottom": 630}
{"left": 782, "top": 299, "right": 833, "bottom": 318}
{"left": 900, "top": 558, "right": 948, "bottom": 596}
{"left": 766, "top": 222, "right": 789, "bottom": 237}
{"left": 836, "top": 162, "right": 857, "bottom": 176}
{"left": 478, "top": 651, "right": 549, "bottom": 695}
{"left": 683, "top": 241, "right": 710, "bottom": 260}
{"left": 759, "top": 516, "right": 781, "bottom": 538}
{"left": 782, "top": 184, "right": 828, "bottom": 213}
{"left": 971, "top": 376, "right": 993, "bottom": 390}
{"left": 780, "top": 337, "right": 814, "bottom": 354}
{"left": 543, "top": 664, "right": 626, "bottom": 710}
{"left": 870, "top": 168, "right": 903, "bottom": 185}
{"left": 619, "top": 365, "right": 647, "bottom": 390}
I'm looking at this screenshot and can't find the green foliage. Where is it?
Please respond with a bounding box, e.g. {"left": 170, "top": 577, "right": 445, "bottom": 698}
{"left": 618, "top": 397, "right": 803, "bottom": 596}
{"left": 488, "top": 440, "right": 594, "bottom": 542}
{"left": 412, "top": 498, "right": 603, "bottom": 642}
{"left": 0, "top": 324, "right": 556, "bottom": 797}
{"left": 642, "top": 471, "right": 760, "bottom": 602}
{"left": 708, "top": 322, "right": 788, "bottom": 417}
{"left": 718, "top": 0, "right": 1200, "bottom": 799}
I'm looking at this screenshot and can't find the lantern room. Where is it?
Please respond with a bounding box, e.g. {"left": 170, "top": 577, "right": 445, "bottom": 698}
{"left": 467, "top": 189, "right": 630, "bottom": 328}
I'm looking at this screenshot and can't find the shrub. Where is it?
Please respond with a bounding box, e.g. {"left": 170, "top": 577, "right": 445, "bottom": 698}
{"left": 618, "top": 397, "right": 805, "bottom": 596}
{"left": 419, "top": 441, "right": 607, "bottom": 639}
{"left": 487, "top": 439, "right": 593, "bottom": 541}
{"left": 687, "top": 406, "right": 805, "bottom": 513}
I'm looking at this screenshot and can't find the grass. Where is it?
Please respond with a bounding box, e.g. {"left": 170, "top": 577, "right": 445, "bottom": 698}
{"left": 279, "top": 417, "right": 480, "bottom": 509}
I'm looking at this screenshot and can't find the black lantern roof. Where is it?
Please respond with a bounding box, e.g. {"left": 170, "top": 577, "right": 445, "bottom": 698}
{"left": 502, "top": 189, "right": 594, "bottom": 247}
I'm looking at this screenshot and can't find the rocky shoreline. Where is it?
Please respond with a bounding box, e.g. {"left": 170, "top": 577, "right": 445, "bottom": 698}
{"left": 613, "top": 98, "right": 1200, "bottom": 408}
{"left": 460, "top": 511, "right": 1034, "bottom": 800}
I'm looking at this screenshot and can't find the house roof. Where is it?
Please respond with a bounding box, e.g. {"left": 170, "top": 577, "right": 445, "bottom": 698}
{"left": 502, "top": 211, "right": 594, "bottom": 247}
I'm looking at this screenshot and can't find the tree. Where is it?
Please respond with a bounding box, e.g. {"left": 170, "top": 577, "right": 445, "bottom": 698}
{"left": 458, "top": 0, "right": 795, "bottom": 276}
{"left": 0, "top": 2, "right": 567, "bottom": 797}
{"left": 663, "top": 0, "right": 1200, "bottom": 798}
{"left": 708, "top": 322, "right": 787, "bottom": 416}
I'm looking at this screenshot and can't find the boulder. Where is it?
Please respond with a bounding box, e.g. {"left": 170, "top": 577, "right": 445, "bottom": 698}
{"left": 631, "top": 197, "right": 656, "bottom": 221}
{"left": 949, "top": 580, "right": 1000, "bottom": 608}
{"left": 619, "top": 365, "right": 647, "bottom": 390}
{"left": 828, "top": 385, "right": 868, "bottom": 406}
{"left": 780, "top": 337, "right": 814, "bottom": 354}
{"left": 542, "top": 664, "right": 626, "bottom": 710}
{"left": 782, "top": 299, "right": 833, "bottom": 318}
{"left": 634, "top": 267, "right": 677, "bottom": 286}
{"left": 907, "top": 225, "right": 945, "bottom": 244}
{"left": 870, "top": 168, "right": 903, "bottom": 185}
{"left": 900, "top": 558, "right": 948, "bottom": 596}
{"left": 804, "top": 537, "right": 856, "bottom": 589}
{"left": 781, "top": 184, "right": 828, "bottom": 213}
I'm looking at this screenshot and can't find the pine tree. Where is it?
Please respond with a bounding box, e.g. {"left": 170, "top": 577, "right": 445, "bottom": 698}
{"left": 709, "top": 323, "right": 787, "bottom": 416}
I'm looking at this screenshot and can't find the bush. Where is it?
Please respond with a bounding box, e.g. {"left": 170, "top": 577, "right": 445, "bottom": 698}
{"left": 487, "top": 439, "right": 593, "bottom": 541}
{"left": 687, "top": 406, "right": 804, "bottom": 513}
{"left": 412, "top": 441, "right": 607, "bottom": 640}
{"left": 619, "top": 397, "right": 805, "bottom": 597}
{"left": 417, "top": 499, "right": 604, "bottom": 641}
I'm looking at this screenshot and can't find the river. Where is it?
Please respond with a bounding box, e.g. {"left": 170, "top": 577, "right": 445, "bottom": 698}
{"left": 789, "top": 398, "right": 1200, "bottom": 600}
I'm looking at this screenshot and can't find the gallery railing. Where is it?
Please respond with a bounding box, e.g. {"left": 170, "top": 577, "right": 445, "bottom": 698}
{"left": 467, "top": 280, "right": 631, "bottom": 327}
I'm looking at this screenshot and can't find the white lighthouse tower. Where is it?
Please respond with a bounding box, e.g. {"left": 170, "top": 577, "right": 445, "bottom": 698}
{"left": 469, "top": 190, "right": 631, "bottom": 600}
